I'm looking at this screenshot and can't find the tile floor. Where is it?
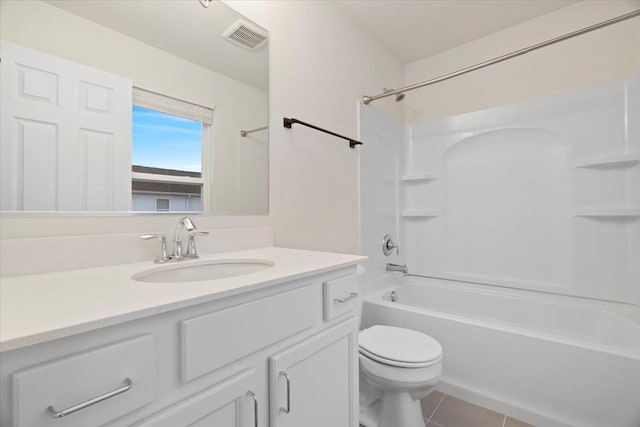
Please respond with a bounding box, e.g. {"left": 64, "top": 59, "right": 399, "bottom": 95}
{"left": 421, "top": 391, "right": 535, "bottom": 427}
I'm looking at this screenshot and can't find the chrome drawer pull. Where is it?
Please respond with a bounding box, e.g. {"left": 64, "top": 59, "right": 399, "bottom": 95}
{"left": 334, "top": 292, "right": 358, "bottom": 303}
{"left": 280, "top": 371, "right": 291, "bottom": 414}
{"left": 247, "top": 391, "right": 258, "bottom": 427}
{"left": 47, "top": 378, "right": 133, "bottom": 418}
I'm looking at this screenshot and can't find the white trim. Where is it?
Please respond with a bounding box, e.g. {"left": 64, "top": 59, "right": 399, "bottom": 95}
{"left": 131, "top": 172, "right": 203, "bottom": 185}
{"left": 133, "top": 87, "right": 214, "bottom": 124}
{"left": 201, "top": 123, "right": 211, "bottom": 213}
{"left": 133, "top": 190, "right": 202, "bottom": 197}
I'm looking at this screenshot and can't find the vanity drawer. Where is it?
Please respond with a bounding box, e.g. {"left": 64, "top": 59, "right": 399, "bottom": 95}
{"left": 323, "top": 274, "right": 359, "bottom": 320}
{"left": 181, "top": 283, "right": 321, "bottom": 382}
{"left": 11, "top": 334, "right": 155, "bottom": 427}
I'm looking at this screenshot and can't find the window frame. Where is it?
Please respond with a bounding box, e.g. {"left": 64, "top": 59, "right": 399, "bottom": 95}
{"left": 131, "top": 88, "right": 214, "bottom": 213}
{"left": 155, "top": 198, "right": 170, "bottom": 212}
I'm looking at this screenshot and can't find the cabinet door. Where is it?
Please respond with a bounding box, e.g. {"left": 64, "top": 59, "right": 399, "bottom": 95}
{"left": 134, "top": 369, "right": 258, "bottom": 427}
{"left": 269, "top": 317, "right": 359, "bottom": 427}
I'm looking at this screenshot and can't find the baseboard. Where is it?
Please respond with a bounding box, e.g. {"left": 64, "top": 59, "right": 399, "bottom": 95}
{"left": 436, "top": 379, "right": 571, "bottom": 427}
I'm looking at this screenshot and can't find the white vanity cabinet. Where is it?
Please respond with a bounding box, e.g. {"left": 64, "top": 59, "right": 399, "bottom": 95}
{"left": 180, "top": 283, "right": 321, "bottom": 383}
{"left": 0, "top": 265, "right": 361, "bottom": 427}
{"left": 269, "top": 317, "right": 359, "bottom": 427}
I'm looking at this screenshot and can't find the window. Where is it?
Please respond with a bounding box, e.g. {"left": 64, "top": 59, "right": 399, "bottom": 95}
{"left": 155, "top": 198, "right": 170, "bottom": 212}
{"left": 131, "top": 88, "right": 214, "bottom": 212}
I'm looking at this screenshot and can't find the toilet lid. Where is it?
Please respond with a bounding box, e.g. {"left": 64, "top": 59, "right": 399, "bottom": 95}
{"left": 359, "top": 326, "right": 442, "bottom": 367}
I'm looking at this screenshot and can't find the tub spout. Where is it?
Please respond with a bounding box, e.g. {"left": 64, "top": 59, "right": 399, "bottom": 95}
{"left": 386, "top": 263, "right": 407, "bottom": 273}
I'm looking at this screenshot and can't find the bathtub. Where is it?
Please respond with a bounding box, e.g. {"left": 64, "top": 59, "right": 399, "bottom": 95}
{"left": 361, "top": 275, "right": 640, "bottom": 427}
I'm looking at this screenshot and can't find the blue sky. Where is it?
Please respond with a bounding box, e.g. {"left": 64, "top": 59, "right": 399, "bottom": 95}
{"left": 132, "top": 106, "right": 202, "bottom": 172}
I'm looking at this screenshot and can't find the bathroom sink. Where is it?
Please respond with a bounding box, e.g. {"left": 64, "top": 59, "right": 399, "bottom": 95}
{"left": 132, "top": 259, "right": 274, "bottom": 283}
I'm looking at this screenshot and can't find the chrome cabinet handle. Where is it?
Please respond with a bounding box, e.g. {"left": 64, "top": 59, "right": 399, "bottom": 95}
{"left": 280, "top": 371, "right": 291, "bottom": 414}
{"left": 247, "top": 391, "right": 258, "bottom": 427}
{"left": 47, "top": 378, "right": 133, "bottom": 418}
{"left": 334, "top": 292, "right": 358, "bottom": 303}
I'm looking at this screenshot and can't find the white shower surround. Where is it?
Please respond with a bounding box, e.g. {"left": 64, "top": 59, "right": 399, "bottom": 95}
{"left": 401, "top": 74, "right": 640, "bottom": 305}
{"left": 361, "top": 275, "right": 640, "bottom": 427}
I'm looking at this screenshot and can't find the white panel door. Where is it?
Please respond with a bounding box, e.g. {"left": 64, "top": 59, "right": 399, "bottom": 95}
{"left": 0, "top": 41, "right": 132, "bottom": 211}
{"left": 269, "top": 317, "right": 359, "bottom": 427}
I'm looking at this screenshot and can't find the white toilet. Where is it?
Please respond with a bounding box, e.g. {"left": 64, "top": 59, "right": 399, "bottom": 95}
{"left": 359, "top": 325, "right": 443, "bottom": 427}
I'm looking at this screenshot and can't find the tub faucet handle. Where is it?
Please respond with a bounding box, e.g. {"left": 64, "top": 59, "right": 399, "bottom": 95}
{"left": 382, "top": 234, "right": 399, "bottom": 256}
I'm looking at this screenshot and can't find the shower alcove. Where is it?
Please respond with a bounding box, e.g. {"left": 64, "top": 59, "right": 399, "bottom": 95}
{"left": 359, "top": 73, "right": 640, "bottom": 427}
{"left": 401, "top": 74, "right": 639, "bottom": 303}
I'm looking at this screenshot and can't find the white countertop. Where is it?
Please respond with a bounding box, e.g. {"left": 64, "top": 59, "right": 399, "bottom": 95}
{"left": 0, "top": 247, "right": 366, "bottom": 352}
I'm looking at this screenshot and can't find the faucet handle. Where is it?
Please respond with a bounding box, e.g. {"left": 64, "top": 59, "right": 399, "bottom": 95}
{"left": 185, "top": 231, "right": 209, "bottom": 259}
{"left": 139, "top": 234, "right": 171, "bottom": 263}
{"left": 189, "top": 231, "right": 210, "bottom": 237}
{"left": 382, "top": 234, "right": 399, "bottom": 256}
{"left": 140, "top": 234, "right": 161, "bottom": 240}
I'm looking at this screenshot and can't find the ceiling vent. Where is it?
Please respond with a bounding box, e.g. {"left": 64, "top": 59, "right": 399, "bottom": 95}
{"left": 222, "top": 20, "right": 268, "bottom": 51}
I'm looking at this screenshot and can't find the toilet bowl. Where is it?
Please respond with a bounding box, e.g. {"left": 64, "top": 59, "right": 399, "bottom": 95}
{"left": 359, "top": 325, "right": 443, "bottom": 427}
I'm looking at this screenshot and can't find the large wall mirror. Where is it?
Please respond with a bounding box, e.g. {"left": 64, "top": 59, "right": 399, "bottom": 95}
{"left": 0, "top": 0, "right": 268, "bottom": 215}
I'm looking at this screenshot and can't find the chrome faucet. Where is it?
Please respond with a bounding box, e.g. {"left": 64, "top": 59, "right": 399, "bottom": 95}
{"left": 139, "top": 234, "right": 171, "bottom": 263}
{"left": 140, "top": 217, "right": 209, "bottom": 263}
{"left": 386, "top": 263, "right": 407, "bottom": 273}
{"left": 173, "top": 217, "right": 209, "bottom": 260}
{"left": 185, "top": 230, "right": 209, "bottom": 259}
{"left": 173, "top": 217, "right": 196, "bottom": 259}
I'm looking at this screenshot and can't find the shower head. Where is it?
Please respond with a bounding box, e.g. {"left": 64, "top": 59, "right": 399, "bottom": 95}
{"left": 383, "top": 88, "right": 405, "bottom": 102}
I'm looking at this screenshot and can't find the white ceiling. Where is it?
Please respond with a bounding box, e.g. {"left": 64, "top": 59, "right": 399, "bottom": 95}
{"left": 45, "top": 0, "right": 579, "bottom": 88}
{"left": 45, "top": 0, "right": 269, "bottom": 90}
{"left": 337, "top": 0, "right": 580, "bottom": 63}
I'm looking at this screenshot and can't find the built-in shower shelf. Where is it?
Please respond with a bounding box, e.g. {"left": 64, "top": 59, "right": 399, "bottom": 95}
{"left": 401, "top": 173, "right": 437, "bottom": 182}
{"left": 572, "top": 154, "right": 639, "bottom": 169}
{"left": 574, "top": 208, "right": 640, "bottom": 218}
{"left": 402, "top": 210, "right": 440, "bottom": 217}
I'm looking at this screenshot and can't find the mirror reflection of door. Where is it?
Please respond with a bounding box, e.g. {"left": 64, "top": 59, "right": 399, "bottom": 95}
{"left": 0, "top": 41, "right": 132, "bottom": 212}
{"left": 0, "top": 0, "right": 269, "bottom": 215}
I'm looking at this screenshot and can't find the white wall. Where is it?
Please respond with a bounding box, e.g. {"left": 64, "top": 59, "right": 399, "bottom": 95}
{"left": 404, "top": 0, "right": 640, "bottom": 123}
{"left": 225, "top": 1, "right": 404, "bottom": 255}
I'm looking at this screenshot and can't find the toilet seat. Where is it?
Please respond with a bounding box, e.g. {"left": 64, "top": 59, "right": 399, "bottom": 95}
{"left": 359, "top": 347, "right": 441, "bottom": 368}
{"left": 359, "top": 325, "right": 442, "bottom": 368}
